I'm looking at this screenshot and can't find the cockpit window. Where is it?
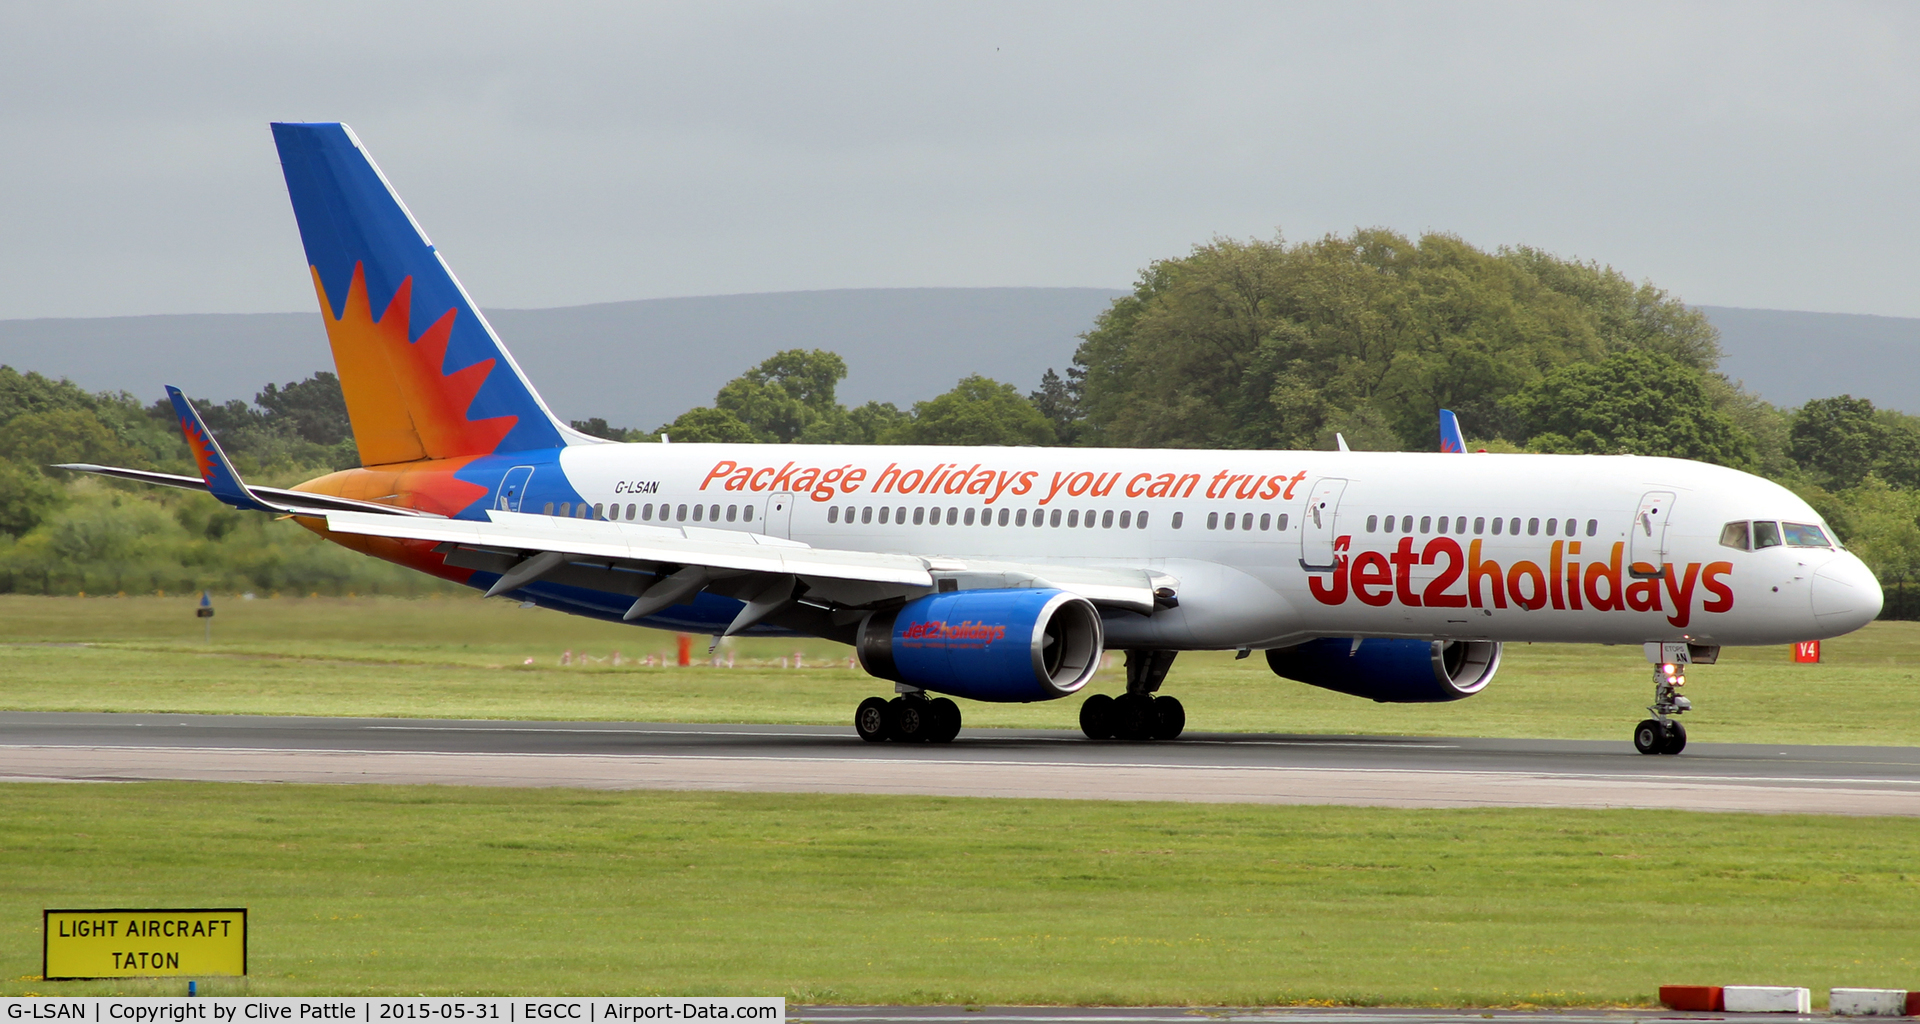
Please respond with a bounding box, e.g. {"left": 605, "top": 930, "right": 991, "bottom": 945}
{"left": 1783, "top": 522, "right": 1833, "bottom": 547}
{"left": 1719, "top": 521, "right": 1750, "bottom": 551}
{"left": 1752, "top": 520, "right": 1782, "bottom": 549}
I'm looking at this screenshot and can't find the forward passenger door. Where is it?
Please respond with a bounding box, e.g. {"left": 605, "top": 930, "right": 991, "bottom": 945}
{"left": 1298, "top": 478, "right": 1348, "bottom": 572}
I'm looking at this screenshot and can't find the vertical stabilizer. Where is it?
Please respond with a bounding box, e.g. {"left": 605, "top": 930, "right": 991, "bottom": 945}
{"left": 271, "top": 122, "right": 573, "bottom": 466}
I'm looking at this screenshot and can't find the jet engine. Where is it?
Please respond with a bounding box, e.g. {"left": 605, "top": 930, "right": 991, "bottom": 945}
{"left": 857, "top": 588, "right": 1103, "bottom": 703}
{"left": 1266, "top": 637, "right": 1501, "bottom": 703}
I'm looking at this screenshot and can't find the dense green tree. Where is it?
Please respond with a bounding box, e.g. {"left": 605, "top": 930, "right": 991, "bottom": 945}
{"left": 891, "top": 376, "right": 1055, "bottom": 447}
{"left": 570, "top": 417, "right": 644, "bottom": 442}
{"left": 0, "top": 409, "right": 140, "bottom": 472}
{"left": 257, "top": 372, "right": 351, "bottom": 446}
{"left": 1030, "top": 367, "right": 1084, "bottom": 445}
{"left": 0, "top": 460, "right": 67, "bottom": 536}
{"left": 1501, "top": 350, "right": 1754, "bottom": 466}
{"left": 658, "top": 406, "right": 759, "bottom": 444}
{"left": 1066, "top": 229, "right": 1722, "bottom": 451}
{"left": 1786, "top": 395, "right": 1920, "bottom": 490}
{"left": 712, "top": 349, "right": 849, "bottom": 443}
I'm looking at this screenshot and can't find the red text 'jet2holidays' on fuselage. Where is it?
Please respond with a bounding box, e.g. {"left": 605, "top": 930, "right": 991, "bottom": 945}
{"left": 64, "top": 122, "right": 1882, "bottom": 753}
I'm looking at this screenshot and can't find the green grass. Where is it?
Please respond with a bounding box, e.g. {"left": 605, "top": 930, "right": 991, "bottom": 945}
{"left": 3, "top": 783, "right": 1917, "bottom": 1003}
{"left": 0, "top": 594, "right": 1917, "bottom": 744}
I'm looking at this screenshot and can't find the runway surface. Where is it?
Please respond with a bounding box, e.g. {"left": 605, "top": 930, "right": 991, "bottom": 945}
{"left": 4, "top": 711, "right": 1920, "bottom": 815}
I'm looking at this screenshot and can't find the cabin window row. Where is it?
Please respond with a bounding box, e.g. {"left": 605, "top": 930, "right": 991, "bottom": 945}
{"left": 541, "top": 501, "right": 753, "bottom": 524}
{"left": 1204, "top": 512, "right": 1290, "bottom": 532}
{"left": 1364, "top": 514, "right": 1599, "bottom": 538}
{"left": 827, "top": 505, "right": 1154, "bottom": 530}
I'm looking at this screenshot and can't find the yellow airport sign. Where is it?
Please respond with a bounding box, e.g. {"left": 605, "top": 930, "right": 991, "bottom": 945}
{"left": 43, "top": 908, "right": 246, "bottom": 979}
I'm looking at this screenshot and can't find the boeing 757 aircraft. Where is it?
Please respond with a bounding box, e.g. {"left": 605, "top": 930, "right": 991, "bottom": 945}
{"left": 66, "top": 123, "right": 1884, "bottom": 754}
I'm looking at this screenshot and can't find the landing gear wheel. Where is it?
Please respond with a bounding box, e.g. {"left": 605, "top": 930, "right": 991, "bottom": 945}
{"left": 855, "top": 697, "right": 893, "bottom": 742}
{"left": 892, "top": 696, "right": 931, "bottom": 742}
{"left": 1115, "top": 692, "right": 1158, "bottom": 741}
{"left": 1152, "top": 695, "right": 1186, "bottom": 740}
{"left": 1660, "top": 721, "right": 1687, "bottom": 755}
{"left": 1079, "top": 693, "right": 1115, "bottom": 740}
{"left": 1633, "top": 718, "right": 1665, "bottom": 755}
{"left": 928, "top": 697, "right": 962, "bottom": 743}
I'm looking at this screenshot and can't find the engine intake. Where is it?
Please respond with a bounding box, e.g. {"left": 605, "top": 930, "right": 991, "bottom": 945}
{"left": 857, "top": 588, "right": 1103, "bottom": 703}
{"left": 1266, "top": 638, "right": 1501, "bottom": 703}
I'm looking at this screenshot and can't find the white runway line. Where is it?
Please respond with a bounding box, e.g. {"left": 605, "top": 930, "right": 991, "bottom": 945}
{"left": 4, "top": 743, "right": 1920, "bottom": 815}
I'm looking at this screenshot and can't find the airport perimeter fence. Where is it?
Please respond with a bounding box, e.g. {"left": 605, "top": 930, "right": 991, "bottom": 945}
{"left": 1878, "top": 579, "right": 1920, "bottom": 620}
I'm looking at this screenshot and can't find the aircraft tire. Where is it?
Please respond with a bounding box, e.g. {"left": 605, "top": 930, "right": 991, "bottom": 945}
{"left": 1115, "top": 693, "right": 1158, "bottom": 742}
{"left": 893, "top": 697, "right": 931, "bottom": 742}
{"left": 1079, "top": 693, "right": 1114, "bottom": 739}
{"left": 855, "top": 697, "right": 892, "bottom": 743}
{"left": 929, "top": 697, "right": 962, "bottom": 743}
{"left": 1661, "top": 721, "right": 1688, "bottom": 755}
{"left": 1152, "top": 695, "right": 1186, "bottom": 740}
{"left": 1633, "top": 718, "right": 1665, "bottom": 755}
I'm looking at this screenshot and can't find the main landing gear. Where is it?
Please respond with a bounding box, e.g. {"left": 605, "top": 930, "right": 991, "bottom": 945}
{"left": 1633, "top": 658, "right": 1690, "bottom": 755}
{"left": 1079, "top": 649, "right": 1185, "bottom": 741}
{"left": 854, "top": 692, "right": 962, "bottom": 743}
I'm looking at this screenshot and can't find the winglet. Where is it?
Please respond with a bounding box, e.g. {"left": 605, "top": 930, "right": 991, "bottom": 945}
{"left": 1439, "top": 409, "right": 1466, "bottom": 453}
{"left": 167, "top": 385, "right": 279, "bottom": 513}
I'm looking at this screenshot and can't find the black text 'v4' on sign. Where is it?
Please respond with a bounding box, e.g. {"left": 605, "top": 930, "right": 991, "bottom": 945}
{"left": 43, "top": 908, "right": 246, "bottom": 979}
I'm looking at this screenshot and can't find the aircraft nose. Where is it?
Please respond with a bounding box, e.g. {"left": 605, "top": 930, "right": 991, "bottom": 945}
{"left": 1811, "top": 554, "right": 1883, "bottom": 634}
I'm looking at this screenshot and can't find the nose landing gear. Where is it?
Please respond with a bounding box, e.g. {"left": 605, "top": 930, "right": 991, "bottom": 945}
{"left": 1633, "top": 657, "right": 1691, "bottom": 755}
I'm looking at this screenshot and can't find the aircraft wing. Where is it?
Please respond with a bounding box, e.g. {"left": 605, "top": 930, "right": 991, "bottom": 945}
{"left": 322, "top": 508, "right": 1166, "bottom": 631}
{"left": 55, "top": 464, "right": 444, "bottom": 518}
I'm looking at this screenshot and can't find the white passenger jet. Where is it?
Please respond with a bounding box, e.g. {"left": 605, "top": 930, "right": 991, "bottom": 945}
{"left": 67, "top": 123, "right": 1884, "bottom": 754}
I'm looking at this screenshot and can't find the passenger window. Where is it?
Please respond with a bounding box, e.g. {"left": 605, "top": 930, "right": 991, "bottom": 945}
{"left": 994, "top": 508, "right": 1005, "bottom": 526}
{"left": 1259, "top": 513, "right": 1270, "bottom": 531}
{"left": 1138, "top": 511, "right": 1150, "bottom": 528}
{"left": 1527, "top": 517, "right": 1539, "bottom": 536}
{"left": 1103, "top": 510, "right": 1115, "bottom": 528}
{"left": 726, "top": 505, "right": 737, "bottom": 522}
{"left": 947, "top": 507, "right": 958, "bottom": 525}
{"left": 1224, "top": 512, "right": 1236, "bottom": 530}
{"left": 1455, "top": 516, "right": 1466, "bottom": 534}
{"left": 861, "top": 506, "right": 872, "bottom": 524}
{"left": 1366, "top": 514, "right": 1378, "bottom": 533}
{"left": 1085, "top": 509, "right": 1096, "bottom": 528}
{"left": 593, "top": 503, "right": 604, "bottom": 519}
{"left": 1491, "top": 517, "right": 1503, "bottom": 535}
{"left": 1473, "top": 516, "right": 1485, "bottom": 535}
{"left": 1564, "top": 518, "right": 1576, "bottom": 536}
{"left": 1586, "top": 519, "right": 1597, "bottom": 537}
{"left": 1509, "top": 517, "right": 1521, "bottom": 535}
{"left": 1276, "top": 513, "right": 1288, "bottom": 530}
{"left": 1545, "top": 518, "right": 1557, "bottom": 536}
{"left": 1171, "top": 511, "right": 1183, "bottom": 529}
{"left": 1752, "top": 521, "right": 1783, "bottom": 549}
{"left": 828, "top": 507, "right": 840, "bottom": 524}
{"left": 558, "top": 502, "right": 571, "bottom": 517}
{"left": 1016, "top": 508, "right": 1028, "bottom": 526}
{"left": 964, "top": 508, "right": 976, "bottom": 526}
{"left": 743, "top": 505, "right": 754, "bottom": 522}
{"left": 1783, "top": 522, "right": 1832, "bottom": 547}
{"left": 1206, "top": 512, "right": 1218, "bottom": 530}
{"left": 641, "top": 503, "right": 652, "bottom": 521}
{"left": 692, "top": 504, "right": 704, "bottom": 522}
{"left": 882, "top": 507, "right": 893, "bottom": 525}
{"left": 898, "top": 507, "right": 907, "bottom": 524}
{"left": 1119, "top": 510, "right": 1132, "bottom": 529}
{"left": 1419, "top": 515, "right": 1431, "bottom": 534}
{"left": 913, "top": 507, "right": 925, "bottom": 525}
{"left": 1719, "top": 521, "right": 1750, "bottom": 550}
{"left": 1050, "top": 509, "right": 1062, "bottom": 527}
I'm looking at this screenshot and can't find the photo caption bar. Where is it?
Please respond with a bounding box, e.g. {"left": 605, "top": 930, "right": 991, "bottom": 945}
{"left": 1, "top": 999, "right": 784, "bottom": 1024}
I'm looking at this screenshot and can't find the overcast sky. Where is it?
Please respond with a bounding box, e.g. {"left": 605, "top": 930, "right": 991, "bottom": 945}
{"left": 2, "top": 2, "right": 1916, "bottom": 321}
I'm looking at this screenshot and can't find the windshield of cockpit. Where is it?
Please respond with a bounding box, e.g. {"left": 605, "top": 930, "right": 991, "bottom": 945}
{"left": 1719, "top": 519, "right": 1837, "bottom": 551}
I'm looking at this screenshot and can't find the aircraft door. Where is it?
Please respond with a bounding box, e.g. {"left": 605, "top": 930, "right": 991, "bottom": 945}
{"left": 1630, "top": 490, "right": 1676, "bottom": 577}
{"left": 1298, "top": 478, "right": 1349, "bottom": 572}
{"left": 494, "top": 466, "right": 535, "bottom": 512}
{"left": 763, "top": 492, "right": 794, "bottom": 539}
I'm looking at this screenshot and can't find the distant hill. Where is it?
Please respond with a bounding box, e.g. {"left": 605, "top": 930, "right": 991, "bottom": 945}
{"left": 0, "top": 288, "right": 1123, "bottom": 430}
{"left": 1698, "top": 306, "right": 1920, "bottom": 413}
{"left": 2, "top": 292, "right": 1914, "bottom": 422}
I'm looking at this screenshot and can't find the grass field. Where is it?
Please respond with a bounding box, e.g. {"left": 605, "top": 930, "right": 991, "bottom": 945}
{"left": 1, "top": 594, "right": 1917, "bottom": 744}
{"left": 4, "top": 783, "right": 1919, "bottom": 1003}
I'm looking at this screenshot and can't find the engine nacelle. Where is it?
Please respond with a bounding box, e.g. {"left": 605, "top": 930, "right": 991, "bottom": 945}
{"left": 856, "top": 588, "right": 1104, "bottom": 703}
{"left": 1266, "top": 638, "right": 1501, "bottom": 703}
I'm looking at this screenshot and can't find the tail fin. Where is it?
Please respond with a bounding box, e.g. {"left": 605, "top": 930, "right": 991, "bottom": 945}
{"left": 1438, "top": 409, "right": 1466, "bottom": 453}
{"left": 271, "top": 122, "right": 574, "bottom": 467}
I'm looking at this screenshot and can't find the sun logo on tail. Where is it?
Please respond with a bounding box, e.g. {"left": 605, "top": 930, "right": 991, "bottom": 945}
{"left": 313, "top": 263, "right": 517, "bottom": 467}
